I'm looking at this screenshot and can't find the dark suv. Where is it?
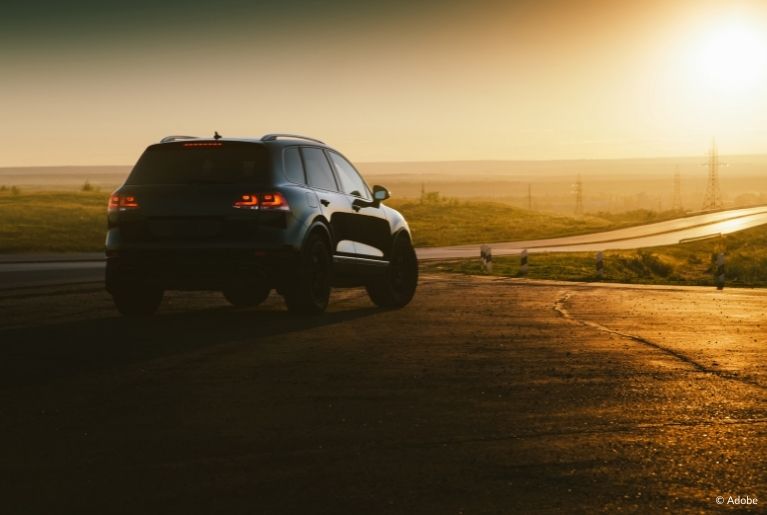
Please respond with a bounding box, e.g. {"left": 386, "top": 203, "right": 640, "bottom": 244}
{"left": 106, "top": 133, "right": 418, "bottom": 316}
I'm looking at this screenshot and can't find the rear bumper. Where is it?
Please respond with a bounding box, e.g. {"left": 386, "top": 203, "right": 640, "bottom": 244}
{"left": 105, "top": 248, "right": 300, "bottom": 291}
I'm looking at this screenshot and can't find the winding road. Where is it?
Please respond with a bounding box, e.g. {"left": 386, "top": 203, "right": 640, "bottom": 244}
{"left": 417, "top": 205, "right": 767, "bottom": 259}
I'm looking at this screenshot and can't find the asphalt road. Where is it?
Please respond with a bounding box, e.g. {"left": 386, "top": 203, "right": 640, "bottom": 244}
{"left": 1, "top": 274, "right": 765, "bottom": 513}
{"left": 3, "top": 205, "right": 767, "bottom": 289}
{"left": 0, "top": 260, "right": 104, "bottom": 289}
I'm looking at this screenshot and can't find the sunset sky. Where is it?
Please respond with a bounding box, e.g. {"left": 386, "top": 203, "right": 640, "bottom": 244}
{"left": 2, "top": 0, "right": 767, "bottom": 166}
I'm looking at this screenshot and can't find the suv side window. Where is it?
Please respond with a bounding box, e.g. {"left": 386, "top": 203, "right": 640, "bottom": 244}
{"left": 301, "top": 147, "right": 338, "bottom": 191}
{"left": 283, "top": 147, "right": 306, "bottom": 184}
{"left": 328, "top": 151, "right": 371, "bottom": 200}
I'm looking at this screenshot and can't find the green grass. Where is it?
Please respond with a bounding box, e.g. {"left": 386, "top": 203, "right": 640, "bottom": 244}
{"left": 422, "top": 224, "right": 767, "bottom": 287}
{"left": 0, "top": 190, "right": 110, "bottom": 253}
{"left": 388, "top": 198, "right": 683, "bottom": 247}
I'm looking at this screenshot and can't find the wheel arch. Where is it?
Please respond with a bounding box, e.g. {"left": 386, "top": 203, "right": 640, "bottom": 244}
{"left": 303, "top": 216, "right": 334, "bottom": 251}
{"left": 392, "top": 228, "right": 413, "bottom": 245}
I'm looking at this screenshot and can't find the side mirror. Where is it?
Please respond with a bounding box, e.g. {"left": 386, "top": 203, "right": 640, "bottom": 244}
{"left": 372, "top": 185, "right": 390, "bottom": 202}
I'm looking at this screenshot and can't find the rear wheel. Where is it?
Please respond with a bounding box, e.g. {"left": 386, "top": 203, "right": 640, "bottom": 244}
{"left": 222, "top": 283, "right": 271, "bottom": 308}
{"left": 111, "top": 285, "right": 164, "bottom": 317}
{"left": 366, "top": 235, "right": 418, "bottom": 308}
{"left": 283, "top": 233, "right": 332, "bottom": 315}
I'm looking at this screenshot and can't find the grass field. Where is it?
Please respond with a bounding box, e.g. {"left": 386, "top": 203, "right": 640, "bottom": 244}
{"left": 0, "top": 190, "right": 110, "bottom": 252}
{"left": 0, "top": 190, "right": 686, "bottom": 254}
{"left": 422, "top": 224, "right": 767, "bottom": 287}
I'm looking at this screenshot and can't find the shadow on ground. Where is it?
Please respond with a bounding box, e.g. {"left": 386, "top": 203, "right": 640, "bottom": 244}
{"left": 0, "top": 302, "right": 379, "bottom": 388}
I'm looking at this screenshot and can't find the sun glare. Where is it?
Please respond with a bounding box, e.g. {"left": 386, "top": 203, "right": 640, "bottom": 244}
{"left": 694, "top": 17, "right": 767, "bottom": 91}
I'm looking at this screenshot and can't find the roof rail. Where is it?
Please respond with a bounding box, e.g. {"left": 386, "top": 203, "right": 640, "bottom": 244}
{"left": 160, "top": 135, "right": 199, "bottom": 143}
{"left": 261, "top": 133, "right": 325, "bottom": 144}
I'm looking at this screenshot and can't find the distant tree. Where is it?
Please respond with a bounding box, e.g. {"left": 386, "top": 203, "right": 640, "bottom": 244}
{"left": 81, "top": 180, "right": 94, "bottom": 192}
{"left": 10, "top": 185, "right": 20, "bottom": 195}
{"left": 0, "top": 185, "right": 6, "bottom": 192}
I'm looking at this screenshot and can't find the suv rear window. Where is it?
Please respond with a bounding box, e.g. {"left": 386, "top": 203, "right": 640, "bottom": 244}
{"left": 127, "top": 142, "right": 270, "bottom": 185}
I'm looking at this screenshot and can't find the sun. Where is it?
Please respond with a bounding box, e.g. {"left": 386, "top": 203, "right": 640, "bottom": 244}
{"left": 693, "top": 16, "right": 767, "bottom": 91}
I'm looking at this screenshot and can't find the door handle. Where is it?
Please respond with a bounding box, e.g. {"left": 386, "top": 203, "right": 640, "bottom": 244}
{"left": 320, "top": 199, "right": 330, "bottom": 206}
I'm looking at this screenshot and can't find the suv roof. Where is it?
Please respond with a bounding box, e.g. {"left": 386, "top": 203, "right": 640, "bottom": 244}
{"left": 158, "top": 133, "right": 329, "bottom": 148}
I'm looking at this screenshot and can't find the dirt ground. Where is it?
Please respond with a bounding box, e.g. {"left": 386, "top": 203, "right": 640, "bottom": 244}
{"left": 0, "top": 274, "right": 765, "bottom": 514}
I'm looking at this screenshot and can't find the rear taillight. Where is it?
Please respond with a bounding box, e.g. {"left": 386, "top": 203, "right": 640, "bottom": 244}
{"left": 233, "top": 194, "right": 259, "bottom": 209}
{"left": 260, "top": 193, "right": 287, "bottom": 209}
{"left": 108, "top": 195, "right": 140, "bottom": 212}
{"left": 233, "top": 193, "right": 288, "bottom": 211}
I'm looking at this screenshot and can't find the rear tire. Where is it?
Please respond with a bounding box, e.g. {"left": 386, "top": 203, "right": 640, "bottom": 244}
{"left": 222, "top": 283, "right": 270, "bottom": 308}
{"left": 366, "top": 235, "right": 418, "bottom": 308}
{"left": 111, "top": 286, "right": 164, "bottom": 317}
{"left": 283, "top": 233, "right": 332, "bottom": 315}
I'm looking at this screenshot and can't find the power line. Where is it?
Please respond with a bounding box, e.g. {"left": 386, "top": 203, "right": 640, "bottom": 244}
{"left": 701, "top": 140, "right": 724, "bottom": 211}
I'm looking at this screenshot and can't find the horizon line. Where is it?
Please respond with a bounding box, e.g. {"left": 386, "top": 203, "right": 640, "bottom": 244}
{"left": 3, "top": 151, "right": 767, "bottom": 169}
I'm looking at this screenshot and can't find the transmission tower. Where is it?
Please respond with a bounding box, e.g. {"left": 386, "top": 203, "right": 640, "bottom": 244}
{"left": 701, "top": 140, "right": 724, "bottom": 211}
{"left": 672, "top": 166, "right": 683, "bottom": 211}
{"left": 574, "top": 175, "right": 583, "bottom": 215}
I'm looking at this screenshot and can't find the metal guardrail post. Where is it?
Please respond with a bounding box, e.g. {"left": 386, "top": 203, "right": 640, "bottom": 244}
{"left": 520, "top": 249, "right": 528, "bottom": 276}
{"left": 596, "top": 251, "right": 604, "bottom": 279}
{"left": 480, "top": 245, "right": 493, "bottom": 273}
{"left": 715, "top": 252, "right": 725, "bottom": 290}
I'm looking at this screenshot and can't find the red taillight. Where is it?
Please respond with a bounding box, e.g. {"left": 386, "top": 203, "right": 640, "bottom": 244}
{"left": 122, "top": 196, "right": 139, "bottom": 208}
{"left": 233, "top": 194, "right": 259, "bottom": 209}
{"left": 260, "top": 193, "right": 287, "bottom": 209}
{"left": 108, "top": 195, "right": 140, "bottom": 212}
{"left": 233, "top": 193, "right": 288, "bottom": 211}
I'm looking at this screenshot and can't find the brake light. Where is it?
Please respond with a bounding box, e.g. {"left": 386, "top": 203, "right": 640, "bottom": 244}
{"left": 233, "top": 194, "right": 259, "bottom": 209}
{"left": 108, "top": 195, "right": 140, "bottom": 212}
{"left": 260, "top": 193, "right": 287, "bottom": 209}
{"left": 233, "top": 193, "right": 288, "bottom": 211}
{"left": 122, "top": 196, "right": 139, "bottom": 208}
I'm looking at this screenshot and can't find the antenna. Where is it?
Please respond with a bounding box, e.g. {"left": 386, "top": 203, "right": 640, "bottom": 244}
{"left": 672, "top": 166, "right": 683, "bottom": 211}
{"left": 701, "top": 139, "right": 724, "bottom": 211}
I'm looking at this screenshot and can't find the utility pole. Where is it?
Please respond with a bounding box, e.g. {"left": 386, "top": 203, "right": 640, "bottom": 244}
{"left": 672, "top": 166, "right": 683, "bottom": 211}
{"left": 701, "top": 140, "right": 724, "bottom": 211}
{"left": 574, "top": 175, "right": 583, "bottom": 216}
